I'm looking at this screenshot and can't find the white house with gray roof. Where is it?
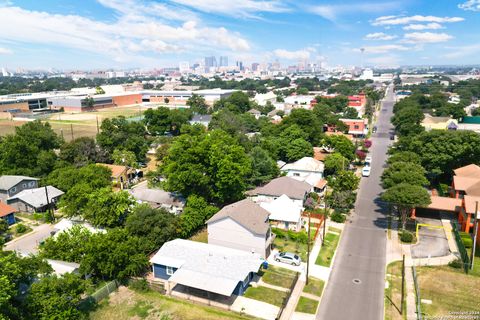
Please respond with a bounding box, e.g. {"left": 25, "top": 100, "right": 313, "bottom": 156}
{"left": 7, "top": 186, "right": 64, "bottom": 213}
{"left": 0, "top": 175, "right": 39, "bottom": 202}
{"left": 246, "top": 176, "right": 312, "bottom": 207}
{"left": 150, "top": 239, "right": 263, "bottom": 297}
{"left": 206, "top": 199, "right": 273, "bottom": 258}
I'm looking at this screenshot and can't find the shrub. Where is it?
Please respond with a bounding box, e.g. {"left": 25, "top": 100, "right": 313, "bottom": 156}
{"left": 400, "top": 230, "right": 414, "bottom": 243}
{"left": 16, "top": 223, "right": 27, "bottom": 234}
{"left": 272, "top": 228, "right": 309, "bottom": 243}
{"left": 330, "top": 212, "right": 346, "bottom": 223}
{"left": 129, "top": 279, "right": 150, "bottom": 292}
{"left": 460, "top": 232, "right": 473, "bottom": 249}
{"left": 363, "top": 139, "right": 372, "bottom": 148}
{"left": 448, "top": 258, "right": 463, "bottom": 269}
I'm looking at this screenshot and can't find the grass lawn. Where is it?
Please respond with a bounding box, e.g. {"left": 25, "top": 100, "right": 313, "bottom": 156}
{"left": 273, "top": 237, "right": 310, "bottom": 261}
{"left": 90, "top": 287, "right": 254, "bottom": 320}
{"left": 384, "top": 261, "right": 405, "bottom": 320}
{"left": 189, "top": 228, "right": 208, "bottom": 243}
{"left": 468, "top": 247, "right": 480, "bottom": 277}
{"left": 295, "top": 296, "right": 319, "bottom": 314}
{"left": 328, "top": 226, "right": 341, "bottom": 233}
{"left": 244, "top": 286, "right": 287, "bottom": 307}
{"left": 260, "top": 265, "right": 297, "bottom": 289}
{"left": 303, "top": 277, "right": 324, "bottom": 297}
{"left": 417, "top": 266, "right": 480, "bottom": 317}
{"left": 315, "top": 232, "right": 340, "bottom": 267}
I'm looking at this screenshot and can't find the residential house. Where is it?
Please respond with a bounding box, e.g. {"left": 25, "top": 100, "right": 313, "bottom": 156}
{"left": 97, "top": 163, "right": 130, "bottom": 189}
{"left": 6, "top": 186, "right": 64, "bottom": 213}
{"left": 0, "top": 175, "right": 39, "bottom": 202}
{"left": 189, "top": 114, "right": 212, "bottom": 127}
{"left": 46, "top": 259, "right": 80, "bottom": 276}
{"left": 281, "top": 157, "right": 324, "bottom": 181}
{"left": 150, "top": 239, "right": 263, "bottom": 297}
{"left": 247, "top": 109, "right": 261, "bottom": 119}
{"left": 206, "top": 198, "right": 273, "bottom": 258}
{"left": 260, "top": 194, "right": 303, "bottom": 231}
{"left": 0, "top": 202, "right": 16, "bottom": 225}
{"left": 457, "top": 116, "right": 480, "bottom": 134}
{"left": 247, "top": 176, "right": 312, "bottom": 207}
{"left": 339, "top": 118, "right": 368, "bottom": 137}
{"left": 421, "top": 114, "right": 458, "bottom": 131}
{"left": 129, "top": 188, "right": 185, "bottom": 214}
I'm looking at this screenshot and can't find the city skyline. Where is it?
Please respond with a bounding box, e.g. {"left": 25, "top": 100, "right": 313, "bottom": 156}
{"left": 0, "top": 0, "right": 479, "bottom": 69}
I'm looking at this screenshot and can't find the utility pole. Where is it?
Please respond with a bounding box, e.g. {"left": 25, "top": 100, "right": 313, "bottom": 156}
{"left": 70, "top": 123, "right": 74, "bottom": 141}
{"left": 471, "top": 201, "right": 478, "bottom": 270}
{"left": 44, "top": 185, "right": 53, "bottom": 222}
{"left": 306, "top": 212, "right": 311, "bottom": 285}
{"left": 96, "top": 115, "right": 100, "bottom": 134}
{"left": 401, "top": 254, "right": 405, "bottom": 315}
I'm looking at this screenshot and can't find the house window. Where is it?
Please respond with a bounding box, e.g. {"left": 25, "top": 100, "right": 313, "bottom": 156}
{"left": 354, "top": 125, "right": 360, "bottom": 129}
{"left": 166, "top": 266, "right": 175, "bottom": 275}
{"left": 9, "top": 187, "right": 16, "bottom": 194}
{"left": 22, "top": 183, "right": 27, "bottom": 188}
{"left": 28, "top": 181, "right": 35, "bottom": 187}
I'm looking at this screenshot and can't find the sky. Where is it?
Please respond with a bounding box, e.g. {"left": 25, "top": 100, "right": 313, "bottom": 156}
{"left": 0, "top": 0, "right": 479, "bottom": 70}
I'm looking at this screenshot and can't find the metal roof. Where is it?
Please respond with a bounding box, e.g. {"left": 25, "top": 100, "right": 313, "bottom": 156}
{"left": 0, "top": 175, "right": 38, "bottom": 191}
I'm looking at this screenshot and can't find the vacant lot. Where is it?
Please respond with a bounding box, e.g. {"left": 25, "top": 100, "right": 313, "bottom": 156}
{"left": 90, "top": 286, "right": 254, "bottom": 320}
{"left": 417, "top": 266, "right": 480, "bottom": 318}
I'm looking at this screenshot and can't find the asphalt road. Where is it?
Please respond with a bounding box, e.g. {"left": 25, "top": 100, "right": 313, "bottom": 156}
{"left": 316, "top": 84, "right": 395, "bottom": 320}
{"left": 4, "top": 223, "right": 55, "bottom": 255}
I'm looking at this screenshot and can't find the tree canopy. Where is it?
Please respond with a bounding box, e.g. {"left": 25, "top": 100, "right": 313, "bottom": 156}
{"left": 381, "top": 161, "right": 429, "bottom": 189}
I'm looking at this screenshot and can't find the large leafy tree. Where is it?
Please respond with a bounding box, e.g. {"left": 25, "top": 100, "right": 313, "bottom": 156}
{"left": 112, "top": 149, "right": 138, "bottom": 168}
{"left": 59, "top": 137, "right": 106, "bottom": 167}
{"left": 391, "top": 106, "right": 425, "bottom": 136}
{"left": 125, "top": 204, "right": 179, "bottom": 252}
{"left": 160, "top": 130, "right": 251, "bottom": 204}
{"left": 323, "top": 135, "right": 356, "bottom": 161}
{"left": 187, "top": 94, "right": 208, "bottom": 114}
{"left": 387, "top": 151, "right": 421, "bottom": 165}
{"left": 178, "top": 195, "right": 219, "bottom": 238}
{"left": 329, "top": 171, "right": 360, "bottom": 192}
{"left": 285, "top": 139, "right": 313, "bottom": 162}
{"left": 381, "top": 183, "right": 431, "bottom": 229}
{"left": 381, "top": 162, "right": 428, "bottom": 189}
{"left": 324, "top": 152, "right": 348, "bottom": 176}
{"left": 248, "top": 146, "right": 279, "bottom": 186}
{"left": 26, "top": 273, "right": 86, "bottom": 320}
{"left": 40, "top": 225, "right": 92, "bottom": 262}
{"left": 0, "top": 121, "right": 62, "bottom": 176}
{"left": 83, "top": 188, "right": 135, "bottom": 228}
{"left": 214, "top": 91, "right": 251, "bottom": 113}
{"left": 96, "top": 116, "right": 148, "bottom": 162}
{"left": 281, "top": 108, "right": 324, "bottom": 145}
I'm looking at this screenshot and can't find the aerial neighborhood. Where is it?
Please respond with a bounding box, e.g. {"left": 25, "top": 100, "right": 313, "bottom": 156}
{"left": 1, "top": 10, "right": 480, "bottom": 317}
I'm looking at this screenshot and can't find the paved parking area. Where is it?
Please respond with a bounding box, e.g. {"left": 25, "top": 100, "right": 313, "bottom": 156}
{"left": 411, "top": 218, "right": 450, "bottom": 258}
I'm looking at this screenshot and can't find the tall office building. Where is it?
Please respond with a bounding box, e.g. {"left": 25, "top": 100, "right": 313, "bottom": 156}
{"left": 219, "top": 56, "right": 228, "bottom": 67}
{"left": 204, "top": 56, "right": 217, "bottom": 68}
{"left": 179, "top": 61, "right": 190, "bottom": 73}
{"left": 236, "top": 61, "right": 244, "bottom": 71}
{"left": 251, "top": 63, "right": 260, "bottom": 72}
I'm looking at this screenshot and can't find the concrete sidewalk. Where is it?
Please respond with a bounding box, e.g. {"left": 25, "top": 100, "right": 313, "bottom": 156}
{"left": 279, "top": 278, "right": 305, "bottom": 320}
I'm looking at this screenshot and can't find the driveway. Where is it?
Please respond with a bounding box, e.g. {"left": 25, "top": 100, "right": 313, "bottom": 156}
{"left": 4, "top": 223, "right": 55, "bottom": 255}
{"left": 316, "top": 84, "right": 396, "bottom": 320}
{"left": 411, "top": 217, "right": 450, "bottom": 258}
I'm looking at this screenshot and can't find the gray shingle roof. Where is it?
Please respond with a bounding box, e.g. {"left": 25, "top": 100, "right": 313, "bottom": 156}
{"left": 0, "top": 175, "right": 38, "bottom": 191}
{"left": 206, "top": 198, "right": 270, "bottom": 235}
{"left": 128, "top": 188, "right": 185, "bottom": 208}
{"left": 7, "top": 186, "right": 64, "bottom": 209}
{"left": 246, "top": 176, "right": 311, "bottom": 200}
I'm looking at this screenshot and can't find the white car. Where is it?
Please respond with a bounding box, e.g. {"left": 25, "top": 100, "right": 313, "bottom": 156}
{"left": 274, "top": 252, "right": 302, "bottom": 266}
{"left": 365, "top": 156, "right": 372, "bottom": 166}
{"left": 362, "top": 166, "right": 371, "bottom": 177}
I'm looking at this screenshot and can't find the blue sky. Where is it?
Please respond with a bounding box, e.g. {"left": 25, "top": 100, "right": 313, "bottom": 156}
{"left": 0, "top": 0, "right": 479, "bottom": 69}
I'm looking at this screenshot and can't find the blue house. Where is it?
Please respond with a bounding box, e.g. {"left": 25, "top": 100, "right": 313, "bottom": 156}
{"left": 0, "top": 202, "right": 16, "bottom": 225}
{"left": 149, "top": 239, "right": 263, "bottom": 297}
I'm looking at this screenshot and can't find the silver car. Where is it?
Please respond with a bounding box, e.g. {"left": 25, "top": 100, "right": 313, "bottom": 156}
{"left": 274, "top": 252, "right": 301, "bottom": 266}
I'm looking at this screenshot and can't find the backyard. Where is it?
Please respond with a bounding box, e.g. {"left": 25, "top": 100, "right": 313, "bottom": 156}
{"left": 315, "top": 228, "right": 341, "bottom": 267}
{"left": 90, "top": 286, "right": 255, "bottom": 320}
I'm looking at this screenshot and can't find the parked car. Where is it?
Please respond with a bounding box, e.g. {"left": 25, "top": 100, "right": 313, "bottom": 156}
{"left": 362, "top": 166, "right": 371, "bottom": 177}
{"left": 365, "top": 156, "right": 372, "bottom": 166}
{"left": 274, "top": 252, "right": 301, "bottom": 266}
{"left": 390, "top": 134, "right": 395, "bottom": 141}
{"left": 372, "top": 126, "right": 377, "bottom": 133}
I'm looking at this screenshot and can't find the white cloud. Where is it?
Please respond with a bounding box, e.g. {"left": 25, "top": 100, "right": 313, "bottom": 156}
{"left": 358, "top": 44, "right": 409, "bottom": 54}
{"left": 372, "top": 15, "right": 464, "bottom": 26}
{"left": 364, "top": 32, "right": 397, "bottom": 40}
{"left": 403, "top": 32, "right": 453, "bottom": 43}
{"left": 310, "top": 2, "right": 401, "bottom": 22}
{"left": 170, "top": 0, "right": 290, "bottom": 18}
{"left": 0, "top": 47, "right": 12, "bottom": 54}
{"left": 0, "top": 4, "right": 251, "bottom": 64}
{"left": 458, "top": 0, "right": 480, "bottom": 11}
{"left": 273, "top": 48, "right": 313, "bottom": 60}
{"left": 403, "top": 22, "right": 443, "bottom": 30}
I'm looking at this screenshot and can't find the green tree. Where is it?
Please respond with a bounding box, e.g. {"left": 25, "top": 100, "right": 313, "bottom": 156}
{"left": 381, "top": 162, "right": 428, "bottom": 189}
{"left": 323, "top": 135, "right": 356, "bottom": 160}
{"left": 281, "top": 109, "right": 324, "bottom": 145}
{"left": 285, "top": 138, "right": 313, "bottom": 162}
{"left": 125, "top": 204, "right": 179, "bottom": 252}
{"left": 343, "top": 107, "right": 359, "bottom": 119}
{"left": 381, "top": 183, "right": 431, "bottom": 229}
{"left": 112, "top": 149, "right": 138, "bottom": 168}
{"left": 178, "top": 195, "right": 219, "bottom": 238}
{"left": 391, "top": 106, "right": 425, "bottom": 136}
{"left": 40, "top": 225, "right": 92, "bottom": 262}
{"left": 83, "top": 188, "right": 135, "bottom": 228}
{"left": 329, "top": 171, "right": 360, "bottom": 192}
{"left": 187, "top": 94, "right": 208, "bottom": 114}
{"left": 324, "top": 152, "right": 348, "bottom": 176}
{"left": 26, "top": 273, "right": 86, "bottom": 320}
{"left": 160, "top": 130, "right": 251, "bottom": 204}
{"left": 59, "top": 137, "right": 106, "bottom": 167}
{"left": 248, "top": 146, "right": 279, "bottom": 186}
{"left": 387, "top": 151, "right": 421, "bottom": 165}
